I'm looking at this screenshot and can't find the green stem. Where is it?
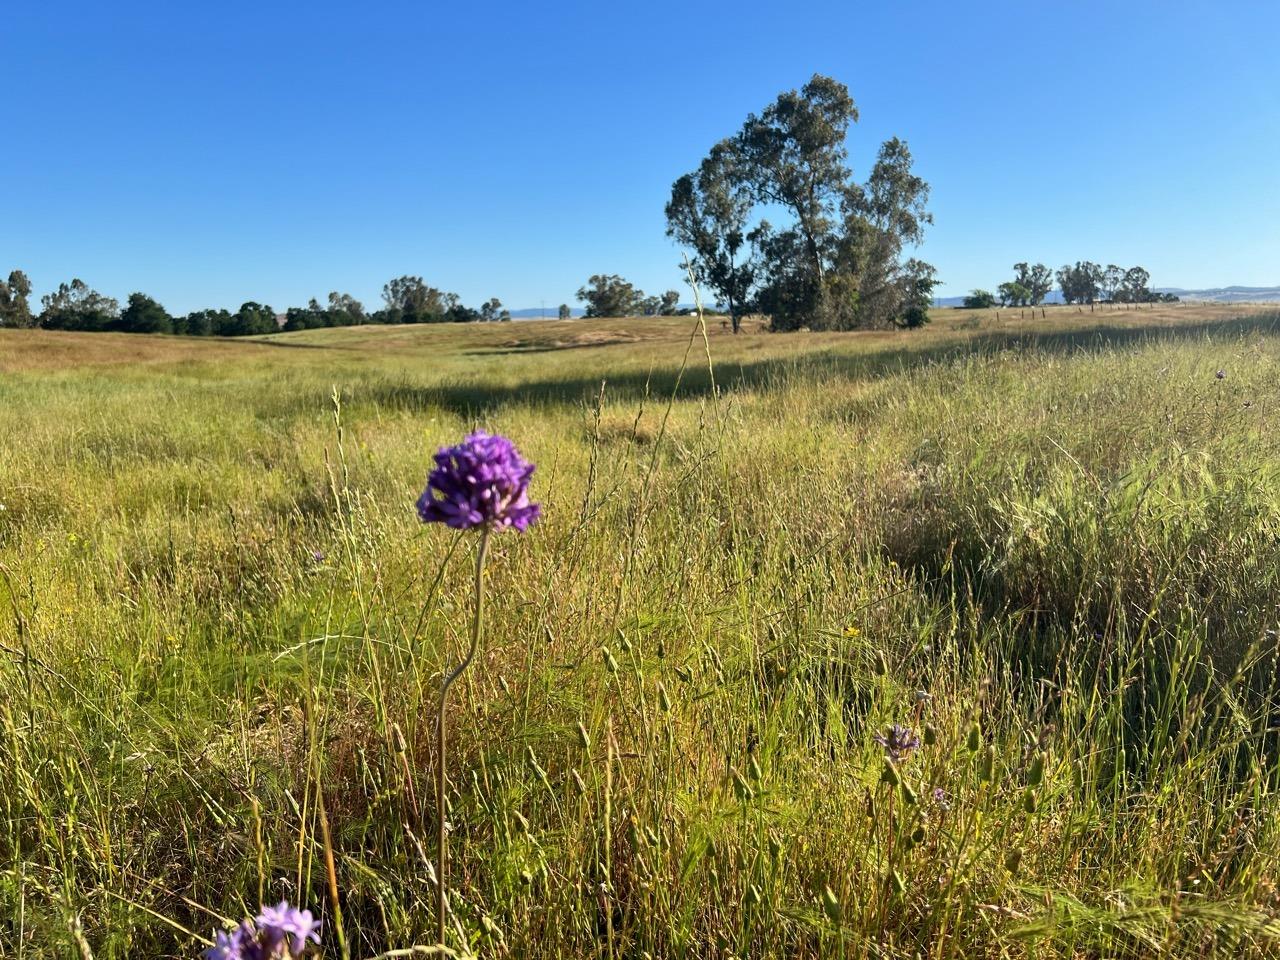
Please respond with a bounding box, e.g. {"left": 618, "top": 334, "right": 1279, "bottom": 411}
{"left": 436, "top": 527, "right": 490, "bottom": 947}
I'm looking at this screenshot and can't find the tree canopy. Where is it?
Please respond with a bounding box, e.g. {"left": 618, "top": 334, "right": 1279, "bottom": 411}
{"left": 667, "top": 74, "right": 935, "bottom": 332}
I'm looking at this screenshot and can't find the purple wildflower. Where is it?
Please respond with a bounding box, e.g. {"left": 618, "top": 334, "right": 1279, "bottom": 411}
{"left": 416, "top": 432, "right": 540, "bottom": 533}
{"left": 203, "top": 903, "right": 320, "bottom": 960}
{"left": 932, "top": 786, "right": 950, "bottom": 810}
{"left": 875, "top": 724, "right": 921, "bottom": 763}
{"left": 257, "top": 901, "right": 321, "bottom": 956}
{"left": 1215, "top": 369, "right": 1226, "bottom": 380}
{"left": 203, "top": 921, "right": 258, "bottom": 960}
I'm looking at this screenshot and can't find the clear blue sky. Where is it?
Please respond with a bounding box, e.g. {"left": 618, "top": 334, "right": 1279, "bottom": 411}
{"left": 3, "top": 1, "right": 1277, "bottom": 314}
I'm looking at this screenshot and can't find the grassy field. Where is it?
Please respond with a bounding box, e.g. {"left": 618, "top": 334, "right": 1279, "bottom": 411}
{"left": 3, "top": 301, "right": 1280, "bottom": 958}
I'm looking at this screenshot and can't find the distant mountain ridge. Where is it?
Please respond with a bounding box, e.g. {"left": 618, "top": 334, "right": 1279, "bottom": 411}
{"left": 510, "top": 286, "right": 1280, "bottom": 317}
{"left": 1156, "top": 285, "right": 1280, "bottom": 303}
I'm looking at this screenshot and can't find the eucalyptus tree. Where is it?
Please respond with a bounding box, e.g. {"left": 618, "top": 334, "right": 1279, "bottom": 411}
{"left": 576, "top": 275, "right": 642, "bottom": 318}
{"left": 1121, "top": 266, "right": 1151, "bottom": 302}
{"left": 1102, "top": 264, "right": 1125, "bottom": 302}
{"left": 39, "top": 279, "right": 120, "bottom": 331}
{"left": 1013, "top": 262, "right": 1054, "bottom": 305}
{"left": 665, "top": 138, "right": 760, "bottom": 333}
{"left": 0, "top": 270, "right": 33, "bottom": 327}
{"left": 1056, "top": 262, "right": 1104, "bottom": 304}
{"left": 669, "top": 74, "right": 935, "bottom": 332}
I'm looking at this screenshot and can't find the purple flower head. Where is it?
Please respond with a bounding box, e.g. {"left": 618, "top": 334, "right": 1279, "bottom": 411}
{"left": 256, "top": 901, "right": 321, "bottom": 957}
{"left": 204, "top": 903, "right": 320, "bottom": 960}
{"left": 875, "top": 724, "right": 921, "bottom": 763}
{"left": 416, "top": 432, "right": 540, "bottom": 533}
{"left": 203, "top": 921, "right": 258, "bottom": 960}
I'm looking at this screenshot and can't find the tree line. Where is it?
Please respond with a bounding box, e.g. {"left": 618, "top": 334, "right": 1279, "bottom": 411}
{"left": 0, "top": 272, "right": 515, "bottom": 335}
{"left": 963, "top": 262, "right": 1178, "bottom": 309}
{"left": 574, "top": 276, "right": 682, "bottom": 318}
{"left": 665, "top": 74, "right": 936, "bottom": 333}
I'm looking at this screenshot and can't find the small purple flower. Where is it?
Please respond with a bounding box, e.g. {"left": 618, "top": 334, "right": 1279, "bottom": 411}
{"left": 257, "top": 901, "right": 321, "bottom": 956}
{"left": 875, "top": 724, "right": 921, "bottom": 763}
{"left": 311, "top": 550, "right": 325, "bottom": 563}
{"left": 203, "top": 921, "right": 255, "bottom": 960}
{"left": 416, "top": 432, "right": 540, "bottom": 533}
{"left": 1215, "top": 369, "right": 1226, "bottom": 380}
{"left": 203, "top": 902, "right": 320, "bottom": 960}
{"left": 932, "top": 786, "right": 950, "bottom": 810}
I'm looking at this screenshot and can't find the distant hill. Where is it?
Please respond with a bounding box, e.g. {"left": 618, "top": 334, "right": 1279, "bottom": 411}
{"left": 936, "top": 285, "right": 1280, "bottom": 308}
{"left": 508, "top": 305, "right": 704, "bottom": 319}
{"left": 508, "top": 307, "right": 584, "bottom": 319}
{"left": 1157, "top": 285, "right": 1280, "bottom": 303}
{"left": 519, "top": 288, "right": 1280, "bottom": 317}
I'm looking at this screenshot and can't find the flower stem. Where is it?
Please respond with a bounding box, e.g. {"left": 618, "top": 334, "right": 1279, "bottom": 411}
{"left": 436, "top": 527, "right": 490, "bottom": 947}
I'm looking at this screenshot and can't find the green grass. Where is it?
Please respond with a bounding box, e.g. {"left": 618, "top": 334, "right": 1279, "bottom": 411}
{"left": 3, "top": 303, "right": 1280, "bottom": 958}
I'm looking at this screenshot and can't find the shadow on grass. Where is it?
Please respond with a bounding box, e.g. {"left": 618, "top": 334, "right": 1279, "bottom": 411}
{"left": 360, "top": 311, "right": 1280, "bottom": 417}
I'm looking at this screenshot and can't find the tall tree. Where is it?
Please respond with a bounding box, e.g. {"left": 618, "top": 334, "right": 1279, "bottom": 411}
{"left": 576, "top": 275, "right": 642, "bottom": 318}
{"left": 228, "top": 301, "right": 277, "bottom": 335}
{"left": 738, "top": 74, "right": 857, "bottom": 286}
{"left": 327, "top": 292, "right": 365, "bottom": 325}
{"left": 1101, "top": 264, "right": 1125, "bottom": 302}
{"left": 666, "top": 139, "right": 760, "bottom": 333}
{"left": 479, "top": 298, "right": 510, "bottom": 322}
{"left": 1056, "top": 262, "right": 1103, "bottom": 304}
{"left": 659, "top": 290, "right": 680, "bottom": 315}
{"left": 674, "top": 75, "right": 934, "bottom": 332}
{"left": 997, "top": 281, "right": 1030, "bottom": 307}
{"left": 117, "top": 293, "right": 173, "bottom": 334}
{"left": 839, "top": 137, "right": 934, "bottom": 328}
{"left": 1120, "top": 266, "right": 1152, "bottom": 303}
{"left": 382, "top": 276, "right": 458, "bottom": 323}
{"left": 39, "top": 279, "right": 120, "bottom": 331}
{"left": 175, "top": 308, "right": 229, "bottom": 336}
{"left": 558, "top": 303, "right": 571, "bottom": 321}
{"left": 1013, "top": 262, "right": 1054, "bottom": 305}
{"left": 0, "top": 270, "right": 34, "bottom": 327}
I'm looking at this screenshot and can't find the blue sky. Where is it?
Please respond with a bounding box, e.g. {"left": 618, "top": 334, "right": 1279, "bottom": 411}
{"left": 2, "top": 1, "right": 1277, "bottom": 314}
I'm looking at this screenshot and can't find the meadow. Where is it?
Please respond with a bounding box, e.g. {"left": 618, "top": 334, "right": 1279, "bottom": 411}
{"left": 3, "top": 301, "right": 1280, "bottom": 958}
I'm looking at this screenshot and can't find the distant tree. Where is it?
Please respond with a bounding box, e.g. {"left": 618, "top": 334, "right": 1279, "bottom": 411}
{"left": 1118, "top": 265, "right": 1152, "bottom": 303}
{"left": 963, "top": 289, "right": 997, "bottom": 309}
{"left": 39, "top": 279, "right": 120, "bottom": 331}
{"left": 1101, "top": 264, "right": 1125, "bottom": 302}
{"left": 576, "top": 274, "right": 642, "bottom": 318}
{"left": 382, "top": 276, "right": 461, "bottom": 323}
{"left": 1013, "top": 262, "right": 1054, "bottom": 305}
{"left": 997, "top": 281, "right": 1030, "bottom": 307}
{"left": 670, "top": 75, "right": 933, "bottom": 332}
{"left": 117, "top": 293, "right": 173, "bottom": 334}
{"left": 175, "top": 308, "right": 228, "bottom": 337}
{"left": 893, "top": 259, "right": 938, "bottom": 328}
{"left": 327, "top": 292, "right": 365, "bottom": 326}
{"left": 226, "top": 301, "right": 277, "bottom": 336}
{"left": 479, "top": 298, "right": 510, "bottom": 322}
{"left": 558, "top": 303, "right": 571, "bottom": 321}
{"left": 659, "top": 290, "right": 680, "bottom": 315}
{"left": 282, "top": 299, "right": 327, "bottom": 332}
{"left": 0, "top": 270, "right": 34, "bottom": 327}
{"left": 1056, "top": 261, "right": 1103, "bottom": 304}
{"left": 638, "top": 295, "right": 662, "bottom": 316}
{"left": 666, "top": 138, "right": 761, "bottom": 333}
